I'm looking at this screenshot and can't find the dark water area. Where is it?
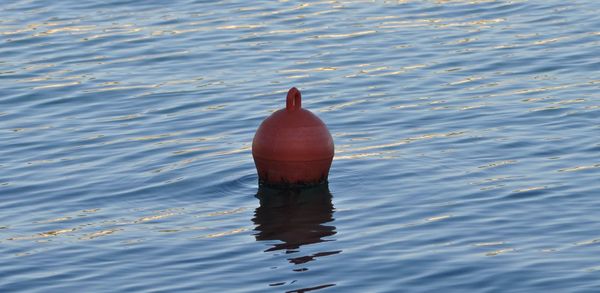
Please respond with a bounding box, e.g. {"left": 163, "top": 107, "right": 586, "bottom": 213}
{"left": 1, "top": 0, "right": 599, "bottom": 292}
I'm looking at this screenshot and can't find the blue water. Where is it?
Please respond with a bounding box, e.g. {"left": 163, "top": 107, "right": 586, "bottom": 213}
{"left": 1, "top": 1, "right": 599, "bottom": 292}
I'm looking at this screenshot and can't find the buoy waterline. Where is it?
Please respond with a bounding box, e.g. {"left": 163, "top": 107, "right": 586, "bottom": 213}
{"left": 252, "top": 87, "right": 334, "bottom": 187}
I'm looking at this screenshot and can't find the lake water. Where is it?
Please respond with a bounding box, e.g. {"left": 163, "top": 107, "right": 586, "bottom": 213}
{"left": 1, "top": 1, "right": 599, "bottom": 292}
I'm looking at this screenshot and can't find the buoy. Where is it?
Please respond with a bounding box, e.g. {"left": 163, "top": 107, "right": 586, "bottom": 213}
{"left": 252, "top": 87, "right": 334, "bottom": 187}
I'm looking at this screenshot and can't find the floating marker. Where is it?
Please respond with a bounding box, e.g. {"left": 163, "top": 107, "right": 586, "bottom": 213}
{"left": 252, "top": 87, "right": 334, "bottom": 187}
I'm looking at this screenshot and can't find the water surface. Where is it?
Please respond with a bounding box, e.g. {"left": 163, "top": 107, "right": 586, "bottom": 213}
{"left": 1, "top": 0, "right": 599, "bottom": 292}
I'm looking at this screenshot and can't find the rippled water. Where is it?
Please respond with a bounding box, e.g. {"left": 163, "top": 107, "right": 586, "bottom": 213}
{"left": 1, "top": 0, "right": 599, "bottom": 292}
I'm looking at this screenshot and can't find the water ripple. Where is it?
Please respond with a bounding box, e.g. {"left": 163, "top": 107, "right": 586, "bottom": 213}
{"left": 1, "top": 0, "right": 599, "bottom": 292}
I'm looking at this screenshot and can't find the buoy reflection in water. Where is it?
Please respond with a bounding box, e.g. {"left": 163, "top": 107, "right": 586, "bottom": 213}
{"left": 252, "top": 184, "right": 338, "bottom": 256}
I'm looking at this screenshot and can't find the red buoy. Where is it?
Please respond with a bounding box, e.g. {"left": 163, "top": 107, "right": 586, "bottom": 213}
{"left": 252, "top": 87, "right": 334, "bottom": 187}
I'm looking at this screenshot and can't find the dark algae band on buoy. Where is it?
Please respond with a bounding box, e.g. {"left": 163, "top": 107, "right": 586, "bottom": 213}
{"left": 252, "top": 87, "right": 334, "bottom": 188}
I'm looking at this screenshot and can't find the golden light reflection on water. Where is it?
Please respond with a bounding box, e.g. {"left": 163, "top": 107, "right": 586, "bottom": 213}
{"left": 448, "top": 76, "right": 483, "bottom": 86}
{"left": 204, "top": 228, "right": 250, "bottom": 239}
{"left": 4, "top": 204, "right": 257, "bottom": 246}
{"left": 477, "top": 160, "right": 517, "bottom": 169}
{"left": 80, "top": 229, "right": 122, "bottom": 240}
{"left": 575, "top": 238, "right": 600, "bottom": 246}
{"left": 319, "top": 99, "right": 368, "bottom": 112}
{"left": 485, "top": 248, "right": 515, "bottom": 256}
{"left": 473, "top": 241, "right": 505, "bottom": 247}
{"left": 202, "top": 207, "right": 247, "bottom": 217}
{"left": 134, "top": 213, "right": 177, "bottom": 224}
{"left": 217, "top": 24, "right": 264, "bottom": 30}
{"left": 34, "top": 216, "right": 72, "bottom": 224}
{"left": 32, "top": 82, "right": 80, "bottom": 90}
{"left": 558, "top": 164, "right": 600, "bottom": 172}
{"left": 172, "top": 146, "right": 215, "bottom": 156}
{"left": 278, "top": 67, "right": 338, "bottom": 74}
{"left": 426, "top": 214, "right": 453, "bottom": 222}
{"left": 313, "top": 30, "right": 377, "bottom": 39}
{"left": 336, "top": 131, "right": 467, "bottom": 156}
{"left": 334, "top": 151, "right": 398, "bottom": 160}
{"left": 37, "top": 25, "right": 97, "bottom": 36}
{"left": 7, "top": 228, "right": 78, "bottom": 241}
{"left": 513, "top": 186, "right": 548, "bottom": 193}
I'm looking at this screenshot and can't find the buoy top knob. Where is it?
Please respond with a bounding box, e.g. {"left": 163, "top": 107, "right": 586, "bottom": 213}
{"left": 286, "top": 87, "right": 301, "bottom": 111}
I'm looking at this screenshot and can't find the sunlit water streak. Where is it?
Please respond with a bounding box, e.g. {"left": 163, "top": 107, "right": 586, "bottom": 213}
{"left": 1, "top": 0, "right": 599, "bottom": 292}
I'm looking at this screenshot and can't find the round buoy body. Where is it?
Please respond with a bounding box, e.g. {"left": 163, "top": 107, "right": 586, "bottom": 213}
{"left": 252, "top": 87, "right": 334, "bottom": 187}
